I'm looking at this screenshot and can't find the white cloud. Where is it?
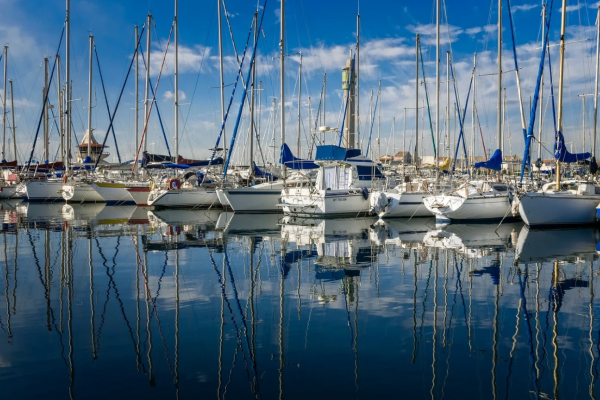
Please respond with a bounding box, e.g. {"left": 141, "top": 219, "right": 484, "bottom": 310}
{"left": 163, "top": 90, "right": 187, "bottom": 102}
{"left": 512, "top": 3, "right": 537, "bottom": 12}
{"left": 148, "top": 44, "right": 212, "bottom": 77}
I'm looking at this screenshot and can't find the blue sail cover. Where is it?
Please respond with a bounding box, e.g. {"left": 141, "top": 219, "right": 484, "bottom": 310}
{"left": 279, "top": 143, "right": 318, "bottom": 169}
{"left": 554, "top": 131, "right": 590, "bottom": 162}
{"left": 475, "top": 149, "right": 502, "bottom": 171}
{"left": 253, "top": 162, "right": 277, "bottom": 180}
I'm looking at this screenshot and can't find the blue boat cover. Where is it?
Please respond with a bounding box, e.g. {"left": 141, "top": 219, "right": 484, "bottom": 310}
{"left": 253, "top": 162, "right": 277, "bottom": 180}
{"left": 314, "top": 145, "right": 362, "bottom": 161}
{"left": 164, "top": 163, "right": 190, "bottom": 169}
{"left": 554, "top": 131, "right": 590, "bottom": 163}
{"left": 475, "top": 149, "right": 502, "bottom": 171}
{"left": 279, "top": 143, "right": 318, "bottom": 169}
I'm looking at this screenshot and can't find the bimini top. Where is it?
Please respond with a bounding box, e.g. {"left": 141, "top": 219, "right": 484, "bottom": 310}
{"left": 315, "top": 145, "right": 362, "bottom": 161}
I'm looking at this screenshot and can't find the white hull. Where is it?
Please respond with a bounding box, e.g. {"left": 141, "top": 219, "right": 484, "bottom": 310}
{"left": 126, "top": 187, "right": 151, "bottom": 206}
{"left": 25, "top": 181, "right": 64, "bottom": 202}
{"left": 373, "top": 191, "right": 432, "bottom": 218}
{"left": 62, "top": 203, "right": 106, "bottom": 223}
{"left": 518, "top": 192, "right": 600, "bottom": 227}
{"left": 148, "top": 187, "right": 219, "bottom": 208}
{"left": 281, "top": 189, "right": 370, "bottom": 216}
{"left": 149, "top": 209, "right": 222, "bottom": 227}
{"left": 217, "top": 188, "right": 282, "bottom": 213}
{"left": 62, "top": 183, "right": 104, "bottom": 203}
{"left": 423, "top": 194, "right": 512, "bottom": 221}
{"left": 216, "top": 189, "right": 231, "bottom": 207}
{"left": 91, "top": 183, "right": 136, "bottom": 205}
{"left": 0, "top": 184, "right": 19, "bottom": 199}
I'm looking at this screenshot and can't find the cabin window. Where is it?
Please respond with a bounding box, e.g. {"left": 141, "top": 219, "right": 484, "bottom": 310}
{"left": 492, "top": 185, "right": 507, "bottom": 192}
{"left": 322, "top": 166, "right": 351, "bottom": 190}
{"left": 356, "top": 165, "right": 384, "bottom": 181}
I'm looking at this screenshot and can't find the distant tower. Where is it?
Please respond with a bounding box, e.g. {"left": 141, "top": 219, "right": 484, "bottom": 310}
{"left": 342, "top": 55, "right": 356, "bottom": 149}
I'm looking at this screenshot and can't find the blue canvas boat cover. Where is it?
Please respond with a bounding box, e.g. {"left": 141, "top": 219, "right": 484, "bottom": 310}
{"left": 253, "top": 163, "right": 277, "bottom": 180}
{"left": 554, "top": 131, "right": 590, "bottom": 163}
{"left": 314, "top": 145, "right": 362, "bottom": 161}
{"left": 279, "top": 143, "right": 318, "bottom": 169}
{"left": 475, "top": 149, "right": 502, "bottom": 171}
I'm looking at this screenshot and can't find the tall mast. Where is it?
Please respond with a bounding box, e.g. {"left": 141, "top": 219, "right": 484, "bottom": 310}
{"left": 57, "top": 55, "right": 63, "bottom": 163}
{"left": 593, "top": 4, "right": 600, "bottom": 160}
{"left": 9, "top": 80, "right": 16, "bottom": 163}
{"left": 43, "top": 56, "right": 49, "bottom": 163}
{"left": 273, "top": 97, "right": 276, "bottom": 165}
{"left": 87, "top": 35, "right": 93, "bottom": 161}
{"left": 249, "top": 11, "right": 257, "bottom": 173}
{"left": 280, "top": 0, "right": 286, "bottom": 179}
{"left": 377, "top": 79, "right": 381, "bottom": 160}
{"left": 323, "top": 72, "right": 326, "bottom": 128}
{"left": 539, "top": 5, "right": 546, "bottom": 161}
{"left": 174, "top": 0, "right": 179, "bottom": 161}
{"left": 297, "top": 53, "right": 302, "bottom": 157}
{"left": 65, "top": 0, "right": 70, "bottom": 173}
{"left": 497, "top": 0, "right": 502, "bottom": 154}
{"left": 356, "top": 11, "right": 360, "bottom": 150}
{"left": 135, "top": 25, "right": 139, "bottom": 171}
{"left": 472, "top": 53, "right": 477, "bottom": 167}
{"left": 144, "top": 14, "right": 152, "bottom": 153}
{"left": 446, "top": 51, "right": 450, "bottom": 160}
{"left": 435, "top": 0, "right": 440, "bottom": 179}
{"left": 2, "top": 45, "right": 7, "bottom": 161}
{"left": 556, "top": 0, "right": 567, "bottom": 190}
{"left": 218, "top": 0, "right": 226, "bottom": 158}
{"left": 415, "top": 34, "right": 419, "bottom": 167}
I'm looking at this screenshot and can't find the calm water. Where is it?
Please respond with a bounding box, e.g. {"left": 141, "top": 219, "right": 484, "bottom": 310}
{"left": 0, "top": 200, "right": 599, "bottom": 399}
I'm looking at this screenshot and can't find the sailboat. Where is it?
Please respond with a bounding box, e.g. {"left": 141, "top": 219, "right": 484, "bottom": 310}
{"left": 518, "top": 0, "right": 600, "bottom": 227}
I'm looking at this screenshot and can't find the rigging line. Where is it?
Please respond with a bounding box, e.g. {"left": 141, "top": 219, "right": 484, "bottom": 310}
{"left": 419, "top": 41, "right": 436, "bottom": 156}
{"left": 139, "top": 46, "right": 172, "bottom": 157}
{"left": 93, "top": 44, "right": 121, "bottom": 163}
{"left": 473, "top": 102, "right": 488, "bottom": 158}
{"left": 222, "top": 3, "right": 269, "bottom": 179}
{"left": 131, "top": 23, "right": 172, "bottom": 174}
{"left": 25, "top": 26, "right": 65, "bottom": 171}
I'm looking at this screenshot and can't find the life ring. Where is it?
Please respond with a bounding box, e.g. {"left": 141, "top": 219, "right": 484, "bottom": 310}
{"left": 169, "top": 179, "right": 181, "bottom": 190}
{"left": 62, "top": 174, "right": 67, "bottom": 184}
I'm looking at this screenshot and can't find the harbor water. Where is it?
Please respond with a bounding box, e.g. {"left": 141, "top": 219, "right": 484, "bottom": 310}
{"left": 0, "top": 201, "right": 599, "bottom": 399}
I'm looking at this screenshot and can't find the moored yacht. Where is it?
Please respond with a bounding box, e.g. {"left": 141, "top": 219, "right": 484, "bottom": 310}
{"left": 279, "top": 145, "right": 385, "bottom": 217}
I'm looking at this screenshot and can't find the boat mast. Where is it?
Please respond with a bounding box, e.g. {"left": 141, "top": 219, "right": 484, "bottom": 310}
{"left": 218, "top": 0, "right": 226, "bottom": 159}
{"left": 65, "top": 0, "right": 70, "bottom": 174}
{"left": 556, "top": 0, "right": 567, "bottom": 190}
{"left": 472, "top": 53, "right": 476, "bottom": 167}
{"left": 593, "top": 4, "right": 600, "bottom": 161}
{"left": 297, "top": 53, "right": 302, "bottom": 158}
{"left": 497, "top": 0, "right": 502, "bottom": 156}
{"left": 446, "top": 51, "right": 450, "bottom": 161}
{"left": 144, "top": 14, "right": 152, "bottom": 154}
{"left": 250, "top": 11, "right": 257, "bottom": 175}
{"left": 539, "top": 5, "right": 546, "bottom": 161}
{"left": 377, "top": 79, "right": 381, "bottom": 160}
{"left": 57, "top": 55, "right": 63, "bottom": 164}
{"left": 174, "top": 0, "right": 179, "bottom": 161}
{"left": 415, "top": 34, "right": 419, "bottom": 167}
{"left": 43, "top": 56, "right": 49, "bottom": 163}
{"left": 87, "top": 35, "right": 93, "bottom": 162}
{"left": 9, "top": 80, "right": 16, "bottom": 164}
{"left": 356, "top": 11, "right": 360, "bottom": 151}
{"left": 280, "top": 0, "right": 286, "bottom": 179}
{"left": 435, "top": 0, "right": 440, "bottom": 180}
{"left": 2, "top": 45, "right": 7, "bottom": 161}
{"left": 135, "top": 25, "right": 139, "bottom": 172}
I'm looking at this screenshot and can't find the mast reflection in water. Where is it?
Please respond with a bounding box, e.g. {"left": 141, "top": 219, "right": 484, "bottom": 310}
{"left": 0, "top": 201, "right": 599, "bottom": 399}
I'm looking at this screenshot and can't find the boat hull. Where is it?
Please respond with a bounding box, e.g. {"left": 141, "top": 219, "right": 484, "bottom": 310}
{"left": 519, "top": 192, "right": 600, "bottom": 227}
{"left": 147, "top": 188, "right": 219, "bottom": 208}
{"left": 91, "top": 183, "right": 136, "bottom": 206}
{"left": 127, "top": 187, "right": 151, "bottom": 206}
{"left": 423, "top": 194, "right": 512, "bottom": 222}
{"left": 281, "top": 189, "right": 370, "bottom": 217}
{"left": 0, "top": 184, "right": 20, "bottom": 199}
{"left": 25, "top": 181, "right": 64, "bottom": 202}
{"left": 217, "top": 188, "right": 282, "bottom": 213}
{"left": 374, "top": 191, "right": 432, "bottom": 218}
{"left": 62, "top": 183, "right": 104, "bottom": 203}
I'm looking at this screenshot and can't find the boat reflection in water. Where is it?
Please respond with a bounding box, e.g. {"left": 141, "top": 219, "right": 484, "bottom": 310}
{"left": 0, "top": 202, "right": 598, "bottom": 399}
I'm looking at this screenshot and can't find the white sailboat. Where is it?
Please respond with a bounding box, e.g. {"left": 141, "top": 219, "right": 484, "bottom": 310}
{"left": 518, "top": 0, "right": 600, "bottom": 227}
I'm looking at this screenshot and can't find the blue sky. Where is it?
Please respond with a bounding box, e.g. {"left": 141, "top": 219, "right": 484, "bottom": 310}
{"left": 0, "top": 0, "right": 599, "bottom": 164}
